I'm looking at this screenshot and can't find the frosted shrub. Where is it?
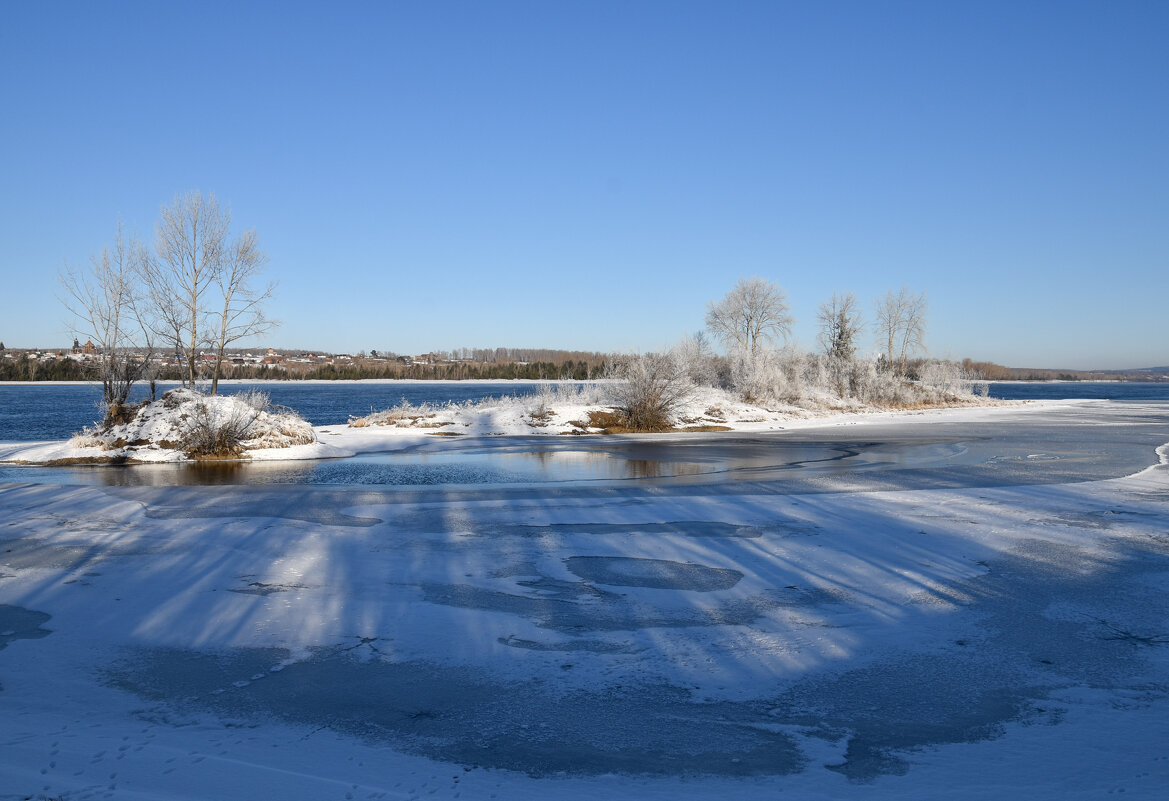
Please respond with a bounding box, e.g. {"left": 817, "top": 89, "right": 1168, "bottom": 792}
{"left": 539, "top": 380, "right": 604, "bottom": 407}
{"left": 68, "top": 425, "right": 104, "bottom": 449}
{"left": 608, "top": 353, "right": 694, "bottom": 431}
{"left": 850, "top": 359, "right": 917, "bottom": 406}
{"left": 785, "top": 349, "right": 838, "bottom": 404}
{"left": 348, "top": 399, "right": 436, "bottom": 427}
{"left": 729, "top": 348, "right": 786, "bottom": 403}
{"left": 825, "top": 356, "right": 853, "bottom": 398}
{"left": 917, "top": 360, "right": 989, "bottom": 400}
{"left": 729, "top": 347, "right": 820, "bottom": 405}
{"left": 918, "top": 360, "right": 961, "bottom": 394}
{"left": 235, "top": 389, "right": 271, "bottom": 412}
{"left": 801, "top": 353, "right": 828, "bottom": 396}
{"left": 723, "top": 346, "right": 994, "bottom": 409}
{"left": 671, "top": 333, "right": 719, "bottom": 388}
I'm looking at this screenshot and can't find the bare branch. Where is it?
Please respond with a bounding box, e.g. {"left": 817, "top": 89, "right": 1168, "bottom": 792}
{"left": 58, "top": 222, "right": 152, "bottom": 421}
{"left": 210, "top": 228, "right": 278, "bottom": 393}
{"left": 146, "top": 191, "right": 231, "bottom": 387}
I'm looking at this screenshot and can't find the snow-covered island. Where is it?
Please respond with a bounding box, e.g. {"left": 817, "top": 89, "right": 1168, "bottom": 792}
{"left": 0, "top": 387, "right": 336, "bottom": 465}
{"left": 0, "top": 374, "right": 1001, "bottom": 467}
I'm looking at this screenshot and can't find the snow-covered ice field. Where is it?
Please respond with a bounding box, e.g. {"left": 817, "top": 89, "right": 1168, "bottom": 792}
{"left": 1, "top": 400, "right": 1167, "bottom": 799}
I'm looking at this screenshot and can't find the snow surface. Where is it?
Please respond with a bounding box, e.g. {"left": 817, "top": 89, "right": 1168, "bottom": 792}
{"left": 0, "top": 400, "right": 1167, "bottom": 799}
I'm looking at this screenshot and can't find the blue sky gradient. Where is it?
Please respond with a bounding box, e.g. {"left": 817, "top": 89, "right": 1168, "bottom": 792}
{"left": 2, "top": 0, "right": 1166, "bottom": 368}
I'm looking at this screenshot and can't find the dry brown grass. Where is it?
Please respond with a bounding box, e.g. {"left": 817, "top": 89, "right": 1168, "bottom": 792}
{"left": 568, "top": 409, "right": 730, "bottom": 435}
{"left": 348, "top": 410, "right": 439, "bottom": 428}
{"left": 29, "top": 455, "right": 138, "bottom": 466}
{"left": 528, "top": 408, "right": 556, "bottom": 428}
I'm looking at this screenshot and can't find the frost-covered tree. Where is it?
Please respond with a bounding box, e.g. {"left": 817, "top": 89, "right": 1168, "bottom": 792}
{"left": 141, "top": 191, "right": 230, "bottom": 388}
{"left": 209, "top": 228, "right": 276, "bottom": 394}
{"left": 817, "top": 292, "right": 863, "bottom": 361}
{"left": 705, "top": 277, "right": 793, "bottom": 354}
{"left": 875, "top": 287, "right": 927, "bottom": 374}
{"left": 141, "top": 191, "right": 275, "bottom": 393}
{"left": 59, "top": 222, "right": 154, "bottom": 423}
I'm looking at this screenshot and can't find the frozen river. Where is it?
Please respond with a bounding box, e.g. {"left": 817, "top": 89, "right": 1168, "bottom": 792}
{"left": 1, "top": 400, "right": 1168, "bottom": 799}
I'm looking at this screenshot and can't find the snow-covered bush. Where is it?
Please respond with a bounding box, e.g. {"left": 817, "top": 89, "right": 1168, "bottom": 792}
{"left": 180, "top": 398, "right": 263, "bottom": 457}
{"left": 728, "top": 347, "right": 786, "bottom": 404}
{"left": 607, "top": 353, "right": 694, "bottom": 431}
{"left": 727, "top": 346, "right": 824, "bottom": 406}
{"left": 177, "top": 389, "right": 315, "bottom": 457}
{"left": 526, "top": 381, "right": 605, "bottom": 423}
{"left": 670, "top": 332, "right": 719, "bottom": 388}
{"left": 348, "top": 399, "right": 442, "bottom": 427}
{"left": 917, "top": 359, "right": 989, "bottom": 399}
{"left": 824, "top": 355, "right": 853, "bottom": 398}
{"left": 850, "top": 361, "right": 918, "bottom": 406}
{"left": 717, "top": 344, "right": 992, "bottom": 410}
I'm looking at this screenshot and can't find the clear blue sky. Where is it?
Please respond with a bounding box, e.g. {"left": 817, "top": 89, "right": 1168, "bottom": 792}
{"left": 2, "top": 0, "right": 1166, "bottom": 369}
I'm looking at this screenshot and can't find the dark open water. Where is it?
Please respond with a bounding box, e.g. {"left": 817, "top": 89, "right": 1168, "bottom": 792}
{"left": 985, "top": 382, "right": 1169, "bottom": 402}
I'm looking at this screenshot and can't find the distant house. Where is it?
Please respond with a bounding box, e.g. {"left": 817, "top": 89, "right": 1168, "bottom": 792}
{"left": 82, "top": 339, "right": 97, "bottom": 355}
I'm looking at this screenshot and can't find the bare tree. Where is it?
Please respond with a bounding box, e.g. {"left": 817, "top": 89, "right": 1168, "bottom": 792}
{"left": 209, "top": 228, "right": 276, "bottom": 394}
{"left": 875, "top": 287, "right": 927, "bottom": 373}
{"left": 59, "top": 222, "right": 153, "bottom": 423}
{"left": 142, "top": 191, "right": 230, "bottom": 388}
{"left": 817, "top": 292, "right": 863, "bottom": 361}
{"left": 705, "top": 277, "right": 793, "bottom": 354}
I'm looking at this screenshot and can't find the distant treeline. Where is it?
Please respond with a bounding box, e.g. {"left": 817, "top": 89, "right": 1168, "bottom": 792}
{"left": 0, "top": 355, "right": 605, "bottom": 382}
{"left": 3, "top": 350, "right": 1162, "bottom": 383}
{"left": 223, "top": 359, "right": 604, "bottom": 381}
{"left": 0, "top": 355, "right": 98, "bottom": 381}
{"left": 958, "top": 359, "right": 1166, "bottom": 382}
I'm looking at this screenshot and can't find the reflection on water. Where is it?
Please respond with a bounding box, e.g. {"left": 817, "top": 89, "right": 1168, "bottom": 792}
{"left": 306, "top": 449, "right": 713, "bottom": 486}
{"left": 0, "top": 439, "right": 969, "bottom": 488}
{"left": 0, "top": 448, "right": 716, "bottom": 488}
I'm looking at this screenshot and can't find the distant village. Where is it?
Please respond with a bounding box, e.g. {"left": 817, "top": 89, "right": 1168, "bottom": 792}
{"left": 0, "top": 340, "right": 1164, "bottom": 383}
{"left": 0, "top": 341, "right": 609, "bottom": 382}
